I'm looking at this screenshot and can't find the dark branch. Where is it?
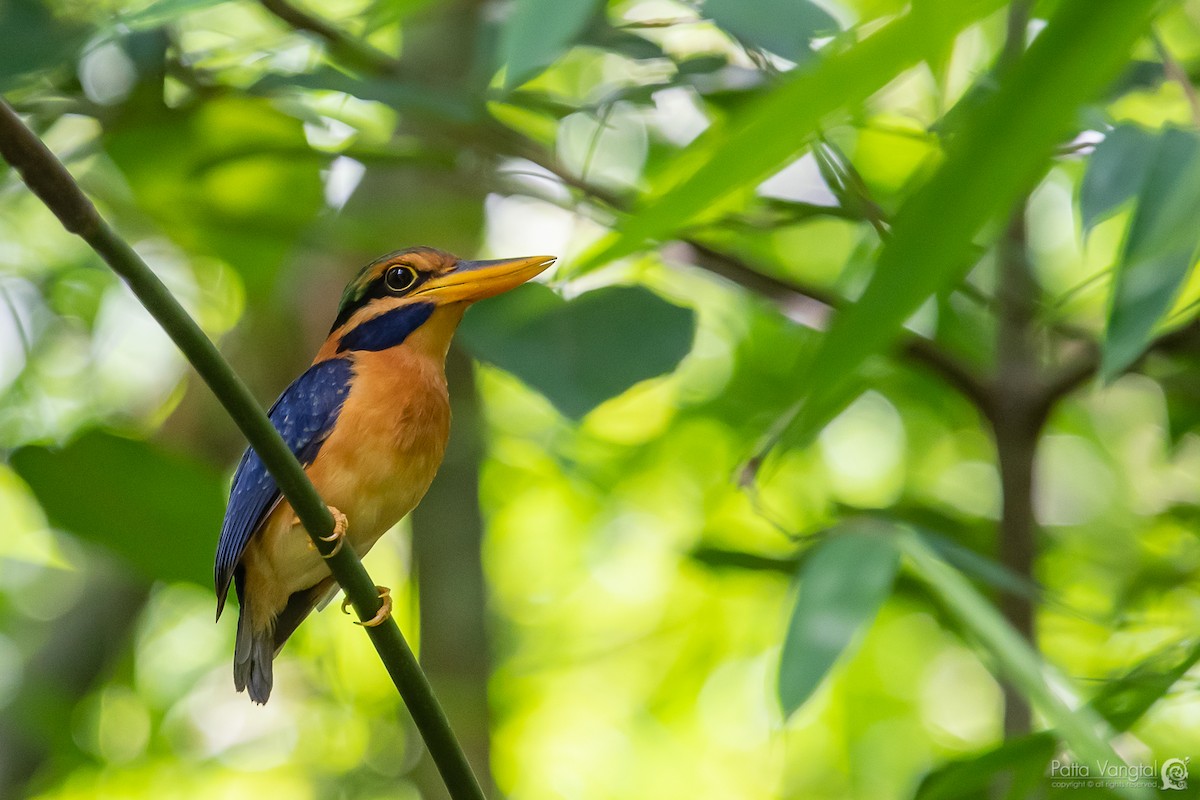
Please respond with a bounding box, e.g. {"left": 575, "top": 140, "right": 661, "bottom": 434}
{"left": 903, "top": 338, "right": 993, "bottom": 412}
{"left": 1036, "top": 319, "right": 1200, "bottom": 418}
{"left": 1154, "top": 31, "right": 1200, "bottom": 128}
{"left": 990, "top": 0, "right": 1040, "bottom": 738}
{"left": 680, "top": 239, "right": 838, "bottom": 306}
{"left": 257, "top": 0, "right": 404, "bottom": 75}
{"left": 1037, "top": 343, "right": 1098, "bottom": 416}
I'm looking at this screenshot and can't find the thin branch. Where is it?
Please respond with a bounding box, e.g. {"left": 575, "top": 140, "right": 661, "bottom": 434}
{"left": 1038, "top": 343, "right": 1099, "bottom": 415}
{"left": 257, "top": 0, "right": 404, "bottom": 75}
{"left": 999, "top": 0, "right": 1034, "bottom": 76}
{"left": 679, "top": 239, "right": 837, "bottom": 306}
{"left": 902, "top": 338, "right": 993, "bottom": 412}
{"left": 723, "top": 197, "right": 868, "bottom": 228}
{"left": 1035, "top": 318, "right": 1200, "bottom": 416}
{"left": 677, "top": 240, "right": 994, "bottom": 407}
{"left": 812, "top": 137, "right": 891, "bottom": 239}
{"left": 1153, "top": 31, "right": 1200, "bottom": 128}
{"left": 0, "top": 98, "right": 485, "bottom": 800}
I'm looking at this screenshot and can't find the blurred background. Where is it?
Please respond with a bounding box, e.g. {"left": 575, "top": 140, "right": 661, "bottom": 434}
{"left": 3, "top": 0, "right": 1200, "bottom": 798}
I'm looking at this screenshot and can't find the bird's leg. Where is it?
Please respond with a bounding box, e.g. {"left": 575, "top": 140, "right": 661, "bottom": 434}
{"left": 299, "top": 506, "right": 348, "bottom": 558}
{"left": 342, "top": 585, "right": 393, "bottom": 627}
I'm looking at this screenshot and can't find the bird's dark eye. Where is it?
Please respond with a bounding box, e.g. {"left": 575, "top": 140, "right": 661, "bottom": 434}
{"left": 384, "top": 265, "right": 419, "bottom": 294}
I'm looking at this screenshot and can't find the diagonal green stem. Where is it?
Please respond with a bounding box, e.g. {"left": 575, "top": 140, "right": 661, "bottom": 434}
{"left": 898, "top": 530, "right": 1152, "bottom": 800}
{"left": 0, "top": 98, "right": 485, "bottom": 800}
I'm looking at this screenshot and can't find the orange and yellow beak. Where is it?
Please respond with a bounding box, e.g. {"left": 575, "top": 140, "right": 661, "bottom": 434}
{"left": 414, "top": 254, "right": 556, "bottom": 305}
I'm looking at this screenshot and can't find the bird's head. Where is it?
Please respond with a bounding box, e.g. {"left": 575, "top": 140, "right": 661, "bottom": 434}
{"left": 323, "top": 246, "right": 555, "bottom": 358}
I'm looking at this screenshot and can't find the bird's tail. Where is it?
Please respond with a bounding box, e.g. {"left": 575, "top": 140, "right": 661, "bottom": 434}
{"left": 271, "top": 576, "right": 338, "bottom": 654}
{"left": 232, "top": 570, "right": 274, "bottom": 704}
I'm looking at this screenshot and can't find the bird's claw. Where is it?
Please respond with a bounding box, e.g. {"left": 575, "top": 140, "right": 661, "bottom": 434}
{"left": 302, "top": 506, "right": 348, "bottom": 558}
{"left": 319, "top": 507, "right": 348, "bottom": 559}
{"left": 342, "top": 585, "right": 392, "bottom": 627}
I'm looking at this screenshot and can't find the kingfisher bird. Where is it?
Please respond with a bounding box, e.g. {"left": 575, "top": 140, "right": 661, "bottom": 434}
{"left": 214, "top": 247, "right": 555, "bottom": 704}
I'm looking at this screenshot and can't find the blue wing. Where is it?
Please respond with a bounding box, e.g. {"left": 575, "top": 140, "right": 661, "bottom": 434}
{"left": 214, "top": 356, "right": 355, "bottom": 614}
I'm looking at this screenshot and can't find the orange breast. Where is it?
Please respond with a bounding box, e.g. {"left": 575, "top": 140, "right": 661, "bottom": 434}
{"left": 308, "top": 344, "right": 451, "bottom": 550}
{"left": 243, "top": 304, "right": 465, "bottom": 625}
{"left": 247, "top": 342, "right": 452, "bottom": 614}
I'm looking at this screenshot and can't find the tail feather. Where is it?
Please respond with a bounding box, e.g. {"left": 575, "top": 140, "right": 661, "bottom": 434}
{"left": 230, "top": 571, "right": 342, "bottom": 704}
{"left": 232, "top": 570, "right": 274, "bottom": 704}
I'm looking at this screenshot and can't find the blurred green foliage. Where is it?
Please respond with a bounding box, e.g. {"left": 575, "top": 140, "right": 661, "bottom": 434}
{"left": 3, "top": 0, "right": 1200, "bottom": 799}
{"left": 11, "top": 431, "right": 225, "bottom": 586}
{"left": 459, "top": 283, "right": 693, "bottom": 418}
{"left": 778, "top": 524, "right": 898, "bottom": 716}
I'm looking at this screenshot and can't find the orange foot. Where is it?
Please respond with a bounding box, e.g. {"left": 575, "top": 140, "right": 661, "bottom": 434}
{"left": 342, "top": 585, "right": 392, "bottom": 627}
{"left": 300, "top": 506, "right": 348, "bottom": 558}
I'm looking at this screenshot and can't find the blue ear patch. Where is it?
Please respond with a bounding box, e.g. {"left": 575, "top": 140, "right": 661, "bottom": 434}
{"left": 337, "top": 302, "right": 435, "bottom": 353}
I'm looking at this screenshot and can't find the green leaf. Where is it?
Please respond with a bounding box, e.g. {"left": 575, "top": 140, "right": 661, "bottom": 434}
{"left": 1157, "top": 352, "right": 1200, "bottom": 444}
{"left": 0, "top": 0, "right": 89, "bottom": 88}
{"left": 457, "top": 283, "right": 694, "bottom": 418}
{"left": 689, "top": 544, "right": 799, "bottom": 574}
{"left": 704, "top": 0, "right": 839, "bottom": 63}
{"left": 580, "top": 17, "right": 667, "bottom": 62}
{"left": 915, "top": 733, "right": 1056, "bottom": 800}
{"left": 1102, "top": 128, "right": 1200, "bottom": 379}
{"left": 916, "top": 528, "right": 1040, "bottom": 601}
{"left": 777, "top": 523, "right": 899, "bottom": 717}
{"left": 252, "top": 67, "right": 475, "bottom": 122}
{"left": 916, "top": 639, "right": 1200, "bottom": 799}
{"left": 570, "top": 0, "right": 1007, "bottom": 274}
{"left": 677, "top": 55, "right": 730, "bottom": 75}
{"left": 898, "top": 529, "right": 1152, "bottom": 800}
{"left": 1089, "top": 638, "right": 1200, "bottom": 732}
{"left": 785, "top": 0, "right": 1157, "bottom": 445}
{"left": 498, "top": 0, "right": 600, "bottom": 90}
{"left": 10, "top": 431, "right": 227, "bottom": 587}
{"left": 1080, "top": 124, "right": 1157, "bottom": 232}
{"left": 110, "top": 0, "right": 231, "bottom": 30}
{"left": 1104, "top": 59, "right": 1165, "bottom": 101}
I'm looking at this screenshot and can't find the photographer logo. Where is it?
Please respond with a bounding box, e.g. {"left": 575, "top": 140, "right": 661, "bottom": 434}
{"left": 1161, "top": 757, "right": 1188, "bottom": 791}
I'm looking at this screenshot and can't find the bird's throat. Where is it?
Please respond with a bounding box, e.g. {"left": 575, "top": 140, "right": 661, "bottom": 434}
{"left": 404, "top": 303, "right": 467, "bottom": 362}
